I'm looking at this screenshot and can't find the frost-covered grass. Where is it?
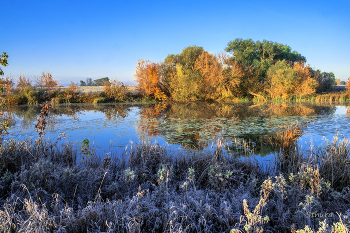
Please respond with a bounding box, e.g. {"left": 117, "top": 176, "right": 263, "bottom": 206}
{"left": 0, "top": 132, "right": 350, "bottom": 232}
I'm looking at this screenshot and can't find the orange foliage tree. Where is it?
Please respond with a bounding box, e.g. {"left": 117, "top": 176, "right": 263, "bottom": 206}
{"left": 0, "top": 76, "right": 14, "bottom": 96}
{"left": 35, "top": 72, "right": 59, "bottom": 91}
{"left": 134, "top": 59, "right": 167, "bottom": 101}
{"left": 345, "top": 77, "right": 350, "bottom": 92}
{"left": 194, "top": 51, "right": 224, "bottom": 100}
{"left": 17, "top": 75, "right": 32, "bottom": 91}
{"left": 65, "top": 81, "right": 79, "bottom": 100}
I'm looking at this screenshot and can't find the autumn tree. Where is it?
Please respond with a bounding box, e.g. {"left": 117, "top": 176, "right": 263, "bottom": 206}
{"left": 265, "top": 61, "right": 317, "bottom": 99}
{"left": 293, "top": 62, "right": 318, "bottom": 97}
{"left": 168, "top": 63, "right": 199, "bottom": 102}
{"left": 160, "top": 46, "right": 205, "bottom": 101}
{"left": 35, "top": 72, "right": 59, "bottom": 91}
{"left": 0, "top": 53, "right": 11, "bottom": 140}
{"left": 194, "top": 51, "right": 225, "bottom": 100}
{"left": 345, "top": 77, "right": 350, "bottom": 92}
{"left": 220, "top": 53, "right": 244, "bottom": 97}
{"left": 103, "top": 79, "right": 128, "bottom": 101}
{"left": 0, "top": 52, "right": 8, "bottom": 76}
{"left": 17, "top": 75, "right": 32, "bottom": 91}
{"left": 65, "top": 81, "right": 79, "bottom": 100}
{"left": 134, "top": 59, "right": 167, "bottom": 101}
{"left": 265, "top": 60, "right": 297, "bottom": 99}
{"left": 0, "top": 53, "right": 14, "bottom": 97}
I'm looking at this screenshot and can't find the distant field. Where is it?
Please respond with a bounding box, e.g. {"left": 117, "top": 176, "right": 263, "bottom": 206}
{"left": 13, "top": 85, "right": 141, "bottom": 95}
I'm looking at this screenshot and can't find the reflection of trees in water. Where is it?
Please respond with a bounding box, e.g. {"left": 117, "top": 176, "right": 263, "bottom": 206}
{"left": 2, "top": 102, "right": 338, "bottom": 150}
{"left": 136, "top": 103, "right": 241, "bottom": 149}
{"left": 99, "top": 104, "right": 130, "bottom": 121}
{"left": 136, "top": 102, "right": 337, "bottom": 149}
{"left": 3, "top": 103, "right": 132, "bottom": 132}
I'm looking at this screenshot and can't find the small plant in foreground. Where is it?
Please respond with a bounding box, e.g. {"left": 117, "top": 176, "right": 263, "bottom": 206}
{"left": 80, "top": 138, "right": 92, "bottom": 157}
{"left": 232, "top": 178, "right": 274, "bottom": 233}
{"left": 208, "top": 164, "right": 233, "bottom": 190}
{"left": 124, "top": 167, "right": 136, "bottom": 182}
{"left": 34, "top": 101, "right": 52, "bottom": 144}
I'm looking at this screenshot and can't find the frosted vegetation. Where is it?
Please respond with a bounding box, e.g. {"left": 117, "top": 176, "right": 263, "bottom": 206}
{"left": 0, "top": 102, "right": 349, "bottom": 232}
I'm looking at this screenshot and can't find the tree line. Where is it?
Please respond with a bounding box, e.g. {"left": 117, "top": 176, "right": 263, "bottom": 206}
{"left": 79, "top": 77, "right": 110, "bottom": 86}
{"left": 134, "top": 39, "right": 337, "bottom": 101}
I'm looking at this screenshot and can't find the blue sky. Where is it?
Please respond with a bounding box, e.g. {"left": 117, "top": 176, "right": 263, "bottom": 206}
{"left": 2, "top": 0, "right": 349, "bottom": 86}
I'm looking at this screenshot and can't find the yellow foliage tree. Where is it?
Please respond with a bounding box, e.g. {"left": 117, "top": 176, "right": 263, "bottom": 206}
{"left": 169, "top": 64, "right": 199, "bottom": 102}
{"left": 293, "top": 62, "right": 318, "bottom": 97}
{"left": 265, "top": 61, "right": 317, "bottom": 99}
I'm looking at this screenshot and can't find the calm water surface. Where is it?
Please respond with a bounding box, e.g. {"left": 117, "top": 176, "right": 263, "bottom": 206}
{"left": 2, "top": 102, "right": 350, "bottom": 160}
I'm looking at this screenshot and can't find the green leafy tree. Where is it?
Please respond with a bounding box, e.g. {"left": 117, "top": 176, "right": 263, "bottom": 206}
{"left": 265, "top": 60, "right": 297, "bottom": 99}
{"left": 0, "top": 52, "right": 8, "bottom": 76}
{"left": 93, "top": 77, "right": 109, "bottom": 86}
{"left": 310, "top": 69, "right": 336, "bottom": 93}
{"left": 159, "top": 54, "right": 179, "bottom": 96}
{"left": 178, "top": 46, "right": 204, "bottom": 82}
{"left": 225, "top": 39, "right": 306, "bottom": 97}
{"left": 158, "top": 46, "right": 204, "bottom": 101}
{"left": 86, "top": 78, "right": 94, "bottom": 86}
{"left": 79, "top": 80, "right": 86, "bottom": 86}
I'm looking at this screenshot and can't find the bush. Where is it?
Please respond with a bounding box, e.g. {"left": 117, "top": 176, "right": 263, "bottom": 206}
{"left": 103, "top": 79, "right": 128, "bottom": 102}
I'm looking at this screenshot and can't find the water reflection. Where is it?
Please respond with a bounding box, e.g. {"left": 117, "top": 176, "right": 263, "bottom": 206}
{"left": 0, "top": 102, "right": 341, "bottom": 156}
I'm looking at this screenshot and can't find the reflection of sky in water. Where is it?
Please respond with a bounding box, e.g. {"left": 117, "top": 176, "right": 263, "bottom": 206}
{"left": 3, "top": 103, "right": 350, "bottom": 160}
{"left": 298, "top": 106, "right": 350, "bottom": 148}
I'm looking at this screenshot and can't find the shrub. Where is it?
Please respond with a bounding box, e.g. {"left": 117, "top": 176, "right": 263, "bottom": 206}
{"left": 103, "top": 79, "right": 128, "bottom": 102}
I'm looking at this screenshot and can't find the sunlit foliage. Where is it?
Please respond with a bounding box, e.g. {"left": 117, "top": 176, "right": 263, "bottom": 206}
{"left": 134, "top": 39, "right": 335, "bottom": 101}
{"left": 0, "top": 52, "right": 8, "bottom": 76}
{"left": 265, "top": 61, "right": 318, "bottom": 99}
{"left": 35, "top": 72, "right": 59, "bottom": 91}
{"left": 17, "top": 75, "right": 32, "bottom": 91}
{"left": 134, "top": 59, "right": 167, "bottom": 101}
{"left": 345, "top": 77, "right": 350, "bottom": 93}
{"left": 194, "top": 51, "right": 224, "bottom": 100}
{"left": 293, "top": 62, "right": 318, "bottom": 97}
{"left": 103, "top": 79, "right": 128, "bottom": 101}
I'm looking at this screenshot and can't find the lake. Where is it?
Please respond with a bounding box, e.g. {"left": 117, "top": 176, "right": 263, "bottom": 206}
{"left": 2, "top": 102, "right": 350, "bottom": 161}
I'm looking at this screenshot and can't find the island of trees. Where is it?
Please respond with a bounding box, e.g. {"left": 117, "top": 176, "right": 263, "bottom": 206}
{"left": 134, "top": 38, "right": 338, "bottom": 102}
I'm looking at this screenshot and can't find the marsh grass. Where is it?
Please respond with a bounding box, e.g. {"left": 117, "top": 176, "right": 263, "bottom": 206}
{"left": 1, "top": 108, "right": 350, "bottom": 232}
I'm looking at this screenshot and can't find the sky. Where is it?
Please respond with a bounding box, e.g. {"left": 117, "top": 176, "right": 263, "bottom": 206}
{"left": 2, "top": 0, "right": 350, "bottom": 86}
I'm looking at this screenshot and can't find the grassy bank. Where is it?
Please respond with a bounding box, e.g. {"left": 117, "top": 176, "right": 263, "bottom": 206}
{"left": 0, "top": 117, "right": 350, "bottom": 232}
{"left": 251, "top": 92, "right": 350, "bottom": 104}
{"left": 3, "top": 79, "right": 350, "bottom": 105}
{"left": 2, "top": 84, "right": 160, "bottom": 106}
